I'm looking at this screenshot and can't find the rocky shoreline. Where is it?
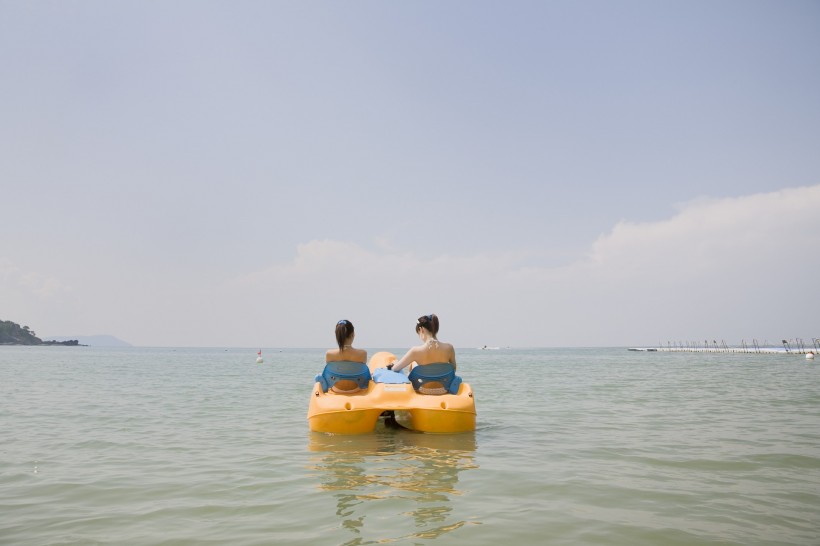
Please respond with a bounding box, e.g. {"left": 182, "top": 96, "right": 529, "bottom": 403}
{"left": 0, "top": 340, "right": 84, "bottom": 346}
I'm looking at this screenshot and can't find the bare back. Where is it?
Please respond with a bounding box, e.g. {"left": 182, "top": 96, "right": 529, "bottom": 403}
{"left": 395, "top": 340, "right": 456, "bottom": 371}
{"left": 326, "top": 347, "right": 367, "bottom": 364}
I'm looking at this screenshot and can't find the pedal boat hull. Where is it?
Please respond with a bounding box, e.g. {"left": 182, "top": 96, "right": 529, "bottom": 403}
{"left": 307, "top": 352, "right": 476, "bottom": 434}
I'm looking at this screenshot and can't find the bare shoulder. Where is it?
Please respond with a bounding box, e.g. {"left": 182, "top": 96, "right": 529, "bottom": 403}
{"left": 442, "top": 341, "right": 457, "bottom": 364}
{"left": 351, "top": 348, "right": 368, "bottom": 362}
{"left": 327, "top": 347, "right": 367, "bottom": 363}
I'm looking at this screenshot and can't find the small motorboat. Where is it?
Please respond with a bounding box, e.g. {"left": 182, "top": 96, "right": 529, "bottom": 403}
{"left": 307, "top": 351, "right": 476, "bottom": 434}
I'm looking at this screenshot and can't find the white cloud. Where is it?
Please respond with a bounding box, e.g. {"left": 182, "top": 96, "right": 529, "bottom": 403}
{"left": 522, "top": 184, "right": 820, "bottom": 345}
{"left": 587, "top": 185, "right": 820, "bottom": 279}
{"left": 6, "top": 186, "right": 817, "bottom": 348}
{"left": 0, "top": 262, "right": 73, "bottom": 301}
{"left": 210, "top": 239, "right": 519, "bottom": 348}
{"left": 178, "top": 184, "right": 818, "bottom": 348}
{"left": 234, "top": 184, "right": 820, "bottom": 348}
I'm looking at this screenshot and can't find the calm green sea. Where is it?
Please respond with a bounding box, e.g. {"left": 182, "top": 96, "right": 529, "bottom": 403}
{"left": 1, "top": 347, "right": 818, "bottom": 545}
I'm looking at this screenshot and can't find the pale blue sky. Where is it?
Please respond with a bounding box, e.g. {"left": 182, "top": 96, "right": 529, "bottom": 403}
{"left": 2, "top": 1, "right": 819, "bottom": 348}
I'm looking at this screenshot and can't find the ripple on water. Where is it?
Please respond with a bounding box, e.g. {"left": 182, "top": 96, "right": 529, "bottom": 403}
{"left": 1, "top": 347, "right": 819, "bottom": 545}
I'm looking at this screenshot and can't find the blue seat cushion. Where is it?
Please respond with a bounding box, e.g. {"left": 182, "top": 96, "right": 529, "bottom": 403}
{"left": 407, "top": 363, "right": 462, "bottom": 395}
{"left": 318, "top": 361, "right": 371, "bottom": 393}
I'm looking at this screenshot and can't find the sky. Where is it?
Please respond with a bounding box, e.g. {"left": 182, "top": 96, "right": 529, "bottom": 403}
{"left": 2, "top": 1, "right": 819, "bottom": 348}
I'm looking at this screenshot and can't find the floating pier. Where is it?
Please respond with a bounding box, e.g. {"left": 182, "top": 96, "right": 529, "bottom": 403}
{"left": 629, "top": 338, "right": 819, "bottom": 355}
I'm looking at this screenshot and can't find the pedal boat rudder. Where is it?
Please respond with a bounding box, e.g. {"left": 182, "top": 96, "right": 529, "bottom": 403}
{"left": 308, "top": 351, "right": 476, "bottom": 434}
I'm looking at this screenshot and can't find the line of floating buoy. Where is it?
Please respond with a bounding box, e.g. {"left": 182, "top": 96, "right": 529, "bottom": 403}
{"left": 629, "top": 347, "right": 790, "bottom": 353}
{"left": 629, "top": 337, "right": 819, "bottom": 358}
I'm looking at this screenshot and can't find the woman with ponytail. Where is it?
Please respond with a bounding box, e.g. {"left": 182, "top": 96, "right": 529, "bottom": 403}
{"left": 326, "top": 319, "right": 367, "bottom": 364}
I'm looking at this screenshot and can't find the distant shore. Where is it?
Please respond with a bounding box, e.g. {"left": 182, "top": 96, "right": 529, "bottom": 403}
{"left": 0, "top": 340, "right": 86, "bottom": 346}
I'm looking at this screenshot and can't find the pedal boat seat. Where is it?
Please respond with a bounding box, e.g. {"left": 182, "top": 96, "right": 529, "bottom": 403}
{"left": 407, "top": 363, "right": 462, "bottom": 395}
{"left": 317, "top": 361, "right": 371, "bottom": 394}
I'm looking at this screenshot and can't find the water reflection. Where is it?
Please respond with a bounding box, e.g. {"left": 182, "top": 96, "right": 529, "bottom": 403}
{"left": 308, "top": 424, "right": 479, "bottom": 544}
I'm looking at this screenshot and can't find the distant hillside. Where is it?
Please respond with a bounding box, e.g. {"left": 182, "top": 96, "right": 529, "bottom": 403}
{"left": 45, "top": 335, "right": 132, "bottom": 347}
{"left": 0, "top": 319, "right": 79, "bottom": 346}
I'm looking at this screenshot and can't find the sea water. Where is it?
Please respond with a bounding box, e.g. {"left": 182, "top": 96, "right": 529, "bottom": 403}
{"left": 1, "top": 347, "right": 818, "bottom": 545}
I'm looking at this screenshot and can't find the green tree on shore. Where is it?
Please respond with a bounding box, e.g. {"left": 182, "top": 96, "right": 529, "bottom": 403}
{"left": 0, "top": 319, "right": 43, "bottom": 344}
{"left": 1, "top": 319, "right": 80, "bottom": 346}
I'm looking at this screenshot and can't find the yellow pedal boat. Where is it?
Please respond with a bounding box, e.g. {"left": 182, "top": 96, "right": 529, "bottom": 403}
{"left": 308, "top": 351, "right": 476, "bottom": 434}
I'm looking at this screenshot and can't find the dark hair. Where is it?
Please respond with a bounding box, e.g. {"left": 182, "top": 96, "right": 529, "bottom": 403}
{"left": 415, "top": 314, "right": 439, "bottom": 337}
{"left": 335, "top": 319, "right": 354, "bottom": 350}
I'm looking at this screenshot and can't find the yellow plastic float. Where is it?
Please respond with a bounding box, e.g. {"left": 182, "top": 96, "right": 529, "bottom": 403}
{"left": 308, "top": 351, "right": 476, "bottom": 434}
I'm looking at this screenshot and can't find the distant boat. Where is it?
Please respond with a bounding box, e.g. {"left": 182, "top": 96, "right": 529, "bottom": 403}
{"left": 478, "top": 345, "right": 500, "bottom": 350}
{"left": 256, "top": 350, "right": 263, "bottom": 363}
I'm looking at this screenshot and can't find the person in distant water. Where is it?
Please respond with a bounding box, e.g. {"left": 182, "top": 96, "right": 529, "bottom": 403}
{"left": 326, "top": 319, "right": 367, "bottom": 364}
{"left": 388, "top": 314, "right": 456, "bottom": 372}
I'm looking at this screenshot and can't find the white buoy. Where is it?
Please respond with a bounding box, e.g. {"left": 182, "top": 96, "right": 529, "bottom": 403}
{"left": 256, "top": 349, "right": 263, "bottom": 363}
{"left": 807, "top": 352, "right": 815, "bottom": 360}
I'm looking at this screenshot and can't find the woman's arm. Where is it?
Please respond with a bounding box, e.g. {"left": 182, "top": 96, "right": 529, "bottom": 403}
{"left": 445, "top": 344, "right": 457, "bottom": 369}
{"left": 391, "top": 347, "right": 418, "bottom": 372}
